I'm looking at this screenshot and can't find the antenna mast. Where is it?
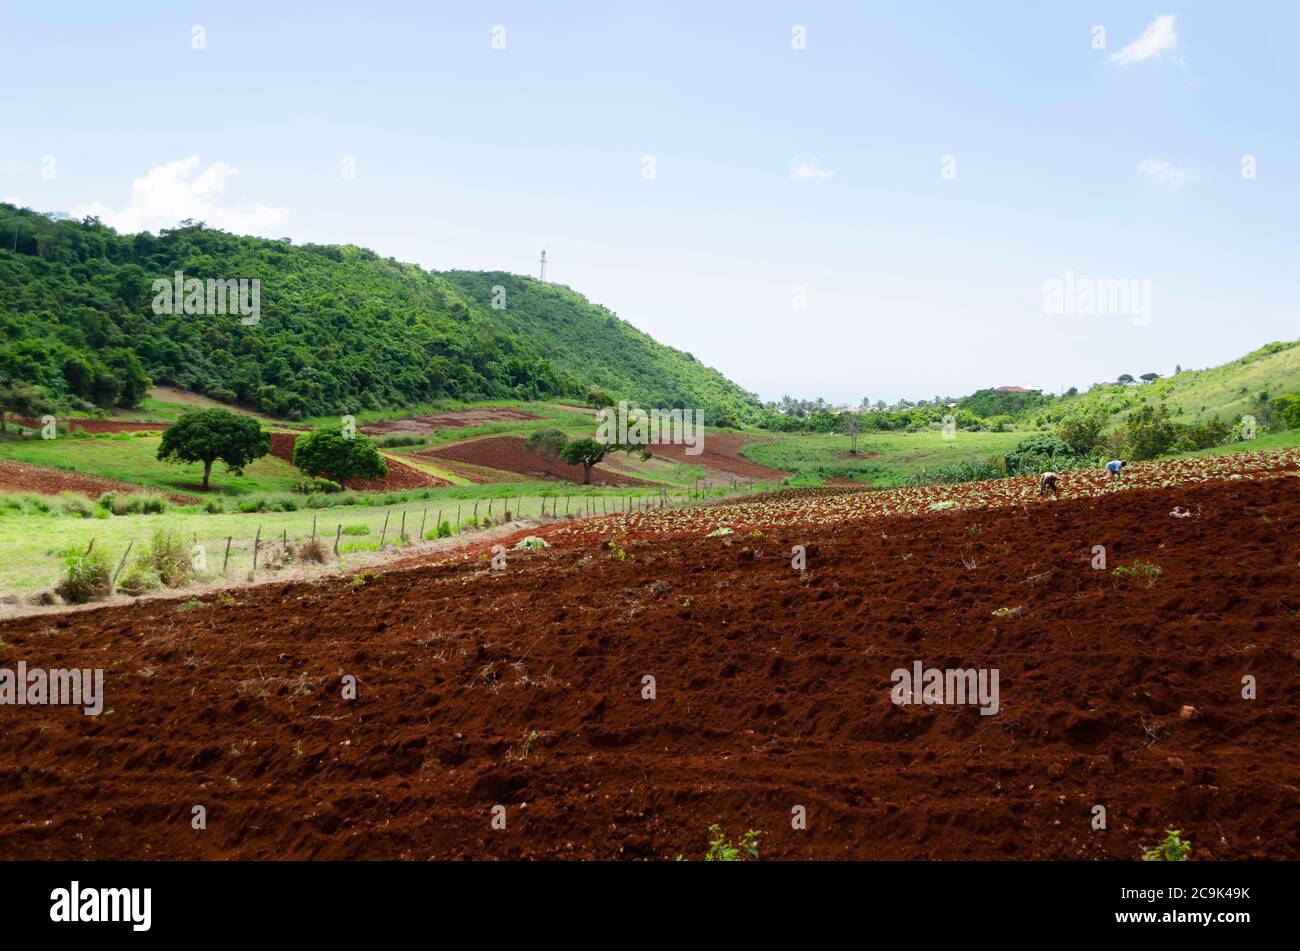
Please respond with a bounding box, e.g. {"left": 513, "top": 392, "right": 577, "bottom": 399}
{"left": 539, "top": 250, "right": 547, "bottom": 282}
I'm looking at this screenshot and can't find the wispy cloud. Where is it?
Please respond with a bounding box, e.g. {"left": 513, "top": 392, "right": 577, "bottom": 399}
{"left": 1109, "top": 14, "right": 1183, "bottom": 67}
{"left": 71, "top": 156, "right": 289, "bottom": 236}
{"left": 1138, "top": 158, "right": 1193, "bottom": 188}
{"left": 789, "top": 156, "right": 834, "bottom": 182}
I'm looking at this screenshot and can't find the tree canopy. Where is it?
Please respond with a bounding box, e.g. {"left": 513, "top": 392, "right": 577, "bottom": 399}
{"left": 291, "top": 426, "right": 388, "bottom": 485}
{"left": 156, "top": 408, "right": 270, "bottom": 489}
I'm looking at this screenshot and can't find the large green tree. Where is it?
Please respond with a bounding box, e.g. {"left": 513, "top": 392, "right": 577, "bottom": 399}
{"left": 292, "top": 426, "right": 388, "bottom": 485}
{"left": 157, "top": 409, "right": 270, "bottom": 489}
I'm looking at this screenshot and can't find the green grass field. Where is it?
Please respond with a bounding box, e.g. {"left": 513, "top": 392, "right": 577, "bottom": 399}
{"left": 742, "top": 429, "right": 1026, "bottom": 486}
{"left": 0, "top": 432, "right": 304, "bottom": 496}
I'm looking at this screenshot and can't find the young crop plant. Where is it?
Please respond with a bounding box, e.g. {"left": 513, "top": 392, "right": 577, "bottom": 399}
{"left": 703, "top": 824, "right": 763, "bottom": 861}
{"left": 1142, "top": 828, "right": 1191, "bottom": 862}
{"left": 1113, "top": 560, "right": 1163, "bottom": 587}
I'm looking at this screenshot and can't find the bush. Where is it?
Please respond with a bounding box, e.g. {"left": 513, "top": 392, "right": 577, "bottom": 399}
{"left": 1004, "top": 434, "right": 1079, "bottom": 476}
{"left": 124, "top": 528, "right": 196, "bottom": 590}
{"left": 374, "top": 434, "right": 428, "bottom": 448}
{"left": 341, "top": 524, "right": 370, "bottom": 536}
{"left": 295, "top": 537, "right": 330, "bottom": 563}
{"left": 292, "top": 477, "right": 342, "bottom": 494}
{"left": 58, "top": 493, "right": 97, "bottom": 518}
{"left": 907, "top": 457, "right": 1003, "bottom": 486}
{"left": 1056, "top": 408, "right": 1108, "bottom": 455}
{"left": 1120, "top": 404, "right": 1177, "bottom": 460}
{"left": 202, "top": 497, "right": 224, "bottom": 514}
{"left": 56, "top": 545, "right": 113, "bottom": 603}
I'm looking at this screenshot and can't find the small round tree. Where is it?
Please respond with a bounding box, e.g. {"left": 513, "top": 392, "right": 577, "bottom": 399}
{"left": 292, "top": 426, "right": 388, "bottom": 486}
{"left": 157, "top": 409, "right": 270, "bottom": 489}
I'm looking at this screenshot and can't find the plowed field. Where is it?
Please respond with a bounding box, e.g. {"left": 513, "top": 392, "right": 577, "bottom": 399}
{"left": 1, "top": 464, "right": 1296, "bottom": 860}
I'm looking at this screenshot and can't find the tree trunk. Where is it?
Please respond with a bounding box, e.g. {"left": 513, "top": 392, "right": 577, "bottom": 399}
{"left": 582, "top": 462, "right": 593, "bottom": 485}
{"left": 203, "top": 459, "right": 214, "bottom": 489}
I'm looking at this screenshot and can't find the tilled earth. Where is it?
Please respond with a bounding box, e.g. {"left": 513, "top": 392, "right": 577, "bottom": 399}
{"left": 1, "top": 476, "right": 1297, "bottom": 860}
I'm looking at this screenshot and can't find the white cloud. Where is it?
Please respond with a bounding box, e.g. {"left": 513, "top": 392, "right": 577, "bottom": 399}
{"left": 790, "top": 156, "right": 834, "bottom": 182}
{"left": 71, "top": 156, "right": 289, "bottom": 236}
{"left": 1138, "top": 158, "right": 1193, "bottom": 188}
{"left": 1109, "top": 15, "right": 1183, "bottom": 67}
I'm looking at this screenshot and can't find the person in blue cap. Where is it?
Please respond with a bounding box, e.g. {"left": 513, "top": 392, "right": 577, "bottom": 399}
{"left": 1106, "top": 459, "right": 1125, "bottom": 480}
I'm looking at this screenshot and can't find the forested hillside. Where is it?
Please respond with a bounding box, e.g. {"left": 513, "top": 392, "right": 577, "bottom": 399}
{"left": 0, "top": 205, "right": 760, "bottom": 421}
{"left": 443, "top": 271, "right": 760, "bottom": 424}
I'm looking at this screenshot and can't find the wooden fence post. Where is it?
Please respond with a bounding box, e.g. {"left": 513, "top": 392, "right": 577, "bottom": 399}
{"left": 380, "top": 511, "right": 390, "bottom": 546}
{"left": 334, "top": 524, "right": 342, "bottom": 556}
{"left": 223, "top": 536, "right": 232, "bottom": 572}
{"left": 111, "top": 540, "right": 134, "bottom": 591}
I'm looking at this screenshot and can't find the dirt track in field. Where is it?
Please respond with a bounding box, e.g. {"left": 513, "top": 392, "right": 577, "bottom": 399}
{"left": 0, "top": 476, "right": 1297, "bottom": 860}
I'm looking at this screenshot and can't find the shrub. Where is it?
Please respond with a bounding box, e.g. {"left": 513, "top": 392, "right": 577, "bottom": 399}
{"left": 295, "top": 537, "right": 330, "bottom": 563}
{"left": 1004, "top": 434, "right": 1079, "bottom": 476}
{"left": 292, "top": 478, "right": 343, "bottom": 494}
{"left": 907, "top": 457, "right": 1002, "bottom": 486}
{"left": 374, "top": 434, "right": 428, "bottom": 448}
{"left": 56, "top": 545, "right": 113, "bottom": 603}
{"left": 58, "top": 493, "right": 97, "bottom": 518}
{"left": 341, "top": 524, "right": 370, "bottom": 536}
{"left": 437, "top": 520, "right": 452, "bottom": 538}
{"left": 126, "top": 528, "right": 196, "bottom": 589}
{"left": 202, "top": 497, "right": 224, "bottom": 514}
{"left": 1120, "top": 404, "right": 1177, "bottom": 460}
{"left": 1056, "top": 408, "right": 1108, "bottom": 455}
{"left": 513, "top": 535, "right": 549, "bottom": 550}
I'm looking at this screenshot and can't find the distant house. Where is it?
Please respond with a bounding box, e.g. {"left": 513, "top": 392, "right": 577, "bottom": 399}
{"left": 992, "top": 385, "right": 1038, "bottom": 394}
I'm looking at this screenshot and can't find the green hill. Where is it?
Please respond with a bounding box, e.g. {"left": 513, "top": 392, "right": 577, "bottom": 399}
{"left": 0, "top": 205, "right": 760, "bottom": 422}
{"left": 1031, "top": 340, "right": 1300, "bottom": 430}
{"left": 441, "top": 271, "right": 758, "bottom": 423}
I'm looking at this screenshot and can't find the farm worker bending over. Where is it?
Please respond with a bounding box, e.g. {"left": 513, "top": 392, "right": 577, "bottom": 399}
{"left": 1106, "top": 459, "right": 1125, "bottom": 480}
{"left": 1039, "top": 471, "right": 1059, "bottom": 498}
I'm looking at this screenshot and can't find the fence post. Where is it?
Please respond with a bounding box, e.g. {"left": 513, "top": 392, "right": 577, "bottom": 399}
{"left": 111, "top": 540, "right": 134, "bottom": 591}
{"left": 223, "top": 536, "right": 232, "bottom": 572}
{"left": 334, "top": 524, "right": 342, "bottom": 556}
{"left": 252, "top": 526, "right": 262, "bottom": 572}
{"left": 311, "top": 515, "right": 317, "bottom": 540}
{"left": 380, "top": 511, "right": 390, "bottom": 546}
{"left": 420, "top": 508, "right": 427, "bottom": 538}
{"left": 400, "top": 511, "right": 406, "bottom": 543}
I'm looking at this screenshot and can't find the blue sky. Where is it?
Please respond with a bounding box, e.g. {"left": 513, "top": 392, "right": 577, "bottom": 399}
{"left": 3, "top": 1, "right": 1296, "bottom": 403}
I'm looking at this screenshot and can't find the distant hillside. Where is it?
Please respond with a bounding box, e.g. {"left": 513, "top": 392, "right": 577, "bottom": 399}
{"left": 442, "top": 271, "right": 759, "bottom": 423}
{"left": 1031, "top": 340, "right": 1300, "bottom": 429}
{"left": 0, "top": 206, "right": 760, "bottom": 422}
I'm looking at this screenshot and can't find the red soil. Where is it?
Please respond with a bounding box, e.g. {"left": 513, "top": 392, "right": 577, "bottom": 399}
{"left": 425, "top": 435, "right": 655, "bottom": 487}
{"left": 0, "top": 460, "right": 198, "bottom": 505}
{"left": 360, "top": 408, "right": 542, "bottom": 436}
{"left": 8, "top": 417, "right": 168, "bottom": 434}
{"left": 267, "top": 432, "right": 447, "bottom": 491}
{"left": 1, "top": 475, "right": 1296, "bottom": 860}
{"left": 646, "top": 431, "right": 790, "bottom": 481}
